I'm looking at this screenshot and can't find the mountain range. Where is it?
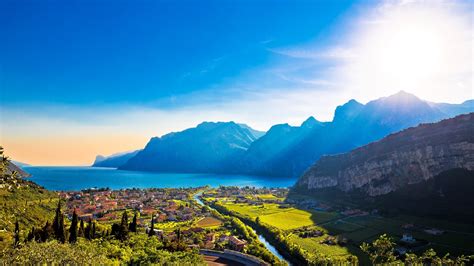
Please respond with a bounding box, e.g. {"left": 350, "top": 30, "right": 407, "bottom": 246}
{"left": 293, "top": 113, "right": 474, "bottom": 221}
{"left": 296, "top": 113, "right": 474, "bottom": 196}
{"left": 119, "top": 122, "right": 260, "bottom": 173}
{"left": 93, "top": 91, "right": 474, "bottom": 177}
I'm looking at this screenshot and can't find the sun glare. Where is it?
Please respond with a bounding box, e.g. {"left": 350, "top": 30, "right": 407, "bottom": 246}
{"left": 339, "top": 1, "right": 473, "bottom": 103}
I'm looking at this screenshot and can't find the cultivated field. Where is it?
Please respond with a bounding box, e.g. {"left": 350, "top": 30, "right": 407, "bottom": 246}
{"left": 196, "top": 217, "right": 223, "bottom": 228}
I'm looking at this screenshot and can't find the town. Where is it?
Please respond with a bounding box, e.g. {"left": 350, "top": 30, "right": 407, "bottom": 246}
{"left": 59, "top": 187, "right": 259, "bottom": 256}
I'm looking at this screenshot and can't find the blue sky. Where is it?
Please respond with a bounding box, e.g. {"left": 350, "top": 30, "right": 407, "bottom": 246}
{"left": 1, "top": 0, "right": 472, "bottom": 165}
{"left": 1, "top": 0, "right": 354, "bottom": 106}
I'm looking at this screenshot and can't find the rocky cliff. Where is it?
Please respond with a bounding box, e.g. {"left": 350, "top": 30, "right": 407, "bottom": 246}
{"left": 296, "top": 113, "right": 474, "bottom": 196}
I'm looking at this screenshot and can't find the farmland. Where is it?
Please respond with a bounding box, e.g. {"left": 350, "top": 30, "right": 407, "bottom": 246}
{"left": 196, "top": 216, "right": 223, "bottom": 228}
{"left": 201, "top": 187, "right": 355, "bottom": 264}
{"left": 201, "top": 187, "right": 474, "bottom": 264}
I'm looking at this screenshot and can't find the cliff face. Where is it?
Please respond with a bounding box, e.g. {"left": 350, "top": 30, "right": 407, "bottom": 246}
{"left": 296, "top": 113, "right": 474, "bottom": 196}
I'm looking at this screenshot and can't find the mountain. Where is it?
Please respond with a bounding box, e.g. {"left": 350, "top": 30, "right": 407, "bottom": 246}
{"left": 430, "top": 99, "right": 474, "bottom": 117}
{"left": 5, "top": 161, "right": 31, "bottom": 178}
{"left": 119, "top": 121, "right": 259, "bottom": 173}
{"left": 237, "top": 123, "right": 266, "bottom": 139}
{"left": 238, "top": 91, "right": 473, "bottom": 177}
{"left": 11, "top": 160, "right": 30, "bottom": 168}
{"left": 237, "top": 117, "right": 326, "bottom": 175}
{"left": 92, "top": 150, "right": 141, "bottom": 168}
{"left": 295, "top": 113, "right": 474, "bottom": 197}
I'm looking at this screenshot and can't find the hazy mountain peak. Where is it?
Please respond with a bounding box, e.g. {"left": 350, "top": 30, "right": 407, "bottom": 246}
{"left": 333, "top": 99, "right": 364, "bottom": 123}
{"left": 301, "top": 116, "right": 321, "bottom": 128}
{"left": 94, "top": 155, "right": 107, "bottom": 163}
{"left": 379, "top": 90, "right": 423, "bottom": 105}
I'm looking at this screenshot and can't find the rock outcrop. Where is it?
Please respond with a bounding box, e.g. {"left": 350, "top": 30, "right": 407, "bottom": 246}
{"left": 296, "top": 113, "right": 474, "bottom": 196}
{"left": 92, "top": 150, "right": 141, "bottom": 168}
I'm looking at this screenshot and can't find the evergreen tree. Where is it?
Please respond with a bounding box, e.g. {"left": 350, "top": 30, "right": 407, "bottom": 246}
{"left": 27, "top": 227, "right": 35, "bottom": 242}
{"left": 40, "top": 221, "right": 53, "bottom": 242}
{"left": 69, "top": 209, "right": 78, "bottom": 243}
{"left": 129, "top": 212, "right": 138, "bottom": 233}
{"left": 91, "top": 221, "right": 96, "bottom": 239}
{"left": 52, "top": 199, "right": 66, "bottom": 242}
{"left": 58, "top": 213, "right": 66, "bottom": 243}
{"left": 148, "top": 214, "right": 155, "bottom": 237}
{"left": 13, "top": 220, "right": 20, "bottom": 247}
{"left": 176, "top": 227, "right": 181, "bottom": 244}
{"left": 119, "top": 211, "right": 129, "bottom": 241}
{"left": 85, "top": 219, "right": 92, "bottom": 240}
{"left": 78, "top": 220, "right": 85, "bottom": 237}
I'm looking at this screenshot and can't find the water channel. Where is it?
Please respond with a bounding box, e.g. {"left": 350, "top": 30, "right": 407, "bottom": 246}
{"left": 193, "top": 192, "right": 290, "bottom": 264}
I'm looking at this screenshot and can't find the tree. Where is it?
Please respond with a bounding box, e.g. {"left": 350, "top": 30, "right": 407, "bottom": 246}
{"left": 176, "top": 227, "right": 181, "bottom": 244}
{"left": 119, "top": 211, "right": 129, "bottom": 241}
{"left": 85, "top": 219, "right": 92, "bottom": 240}
{"left": 69, "top": 209, "right": 78, "bottom": 243}
{"left": 52, "top": 200, "right": 66, "bottom": 243}
{"left": 40, "top": 221, "right": 53, "bottom": 242}
{"left": 360, "top": 234, "right": 397, "bottom": 264}
{"left": 148, "top": 214, "right": 155, "bottom": 237}
{"left": 13, "top": 220, "right": 20, "bottom": 247}
{"left": 91, "top": 221, "right": 96, "bottom": 239}
{"left": 129, "top": 212, "right": 138, "bottom": 233}
{"left": 78, "top": 220, "right": 85, "bottom": 238}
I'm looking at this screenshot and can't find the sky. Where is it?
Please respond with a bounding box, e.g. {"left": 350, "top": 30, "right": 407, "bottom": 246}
{"left": 0, "top": 0, "right": 473, "bottom": 165}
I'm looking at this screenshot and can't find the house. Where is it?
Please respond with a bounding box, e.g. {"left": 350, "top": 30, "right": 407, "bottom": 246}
{"left": 229, "top": 236, "right": 247, "bottom": 252}
{"left": 205, "top": 233, "right": 216, "bottom": 242}
{"left": 78, "top": 213, "right": 93, "bottom": 221}
{"left": 145, "top": 227, "right": 163, "bottom": 236}
{"left": 401, "top": 233, "right": 416, "bottom": 244}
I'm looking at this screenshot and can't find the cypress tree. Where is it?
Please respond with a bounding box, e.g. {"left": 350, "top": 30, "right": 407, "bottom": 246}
{"left": 91, "top": 221, "right": 96, "bottom": 239}
{"left": 69, "top": 209, "right": 78, "bottom": 243}
{"left": 129, "top": 212, "right": 138, "bottom": 233}
{"left": 27, "top": 227, "right": 35, "bottom": 242}
{"left": 13, "top": 220, "right": 20, "bottom": 247}
{"left": 58, "top": 213, "right": 66, "bottom": 243}
{"left": 119, "top": 211, "right": 129, "bottom": 241}
{"left": 52, "top": 200, "right": 61, "bottom": 237}
{"left": 85, "top": 219, "right": 92, "bottom": 240}
{"left": 148, "top": 214, "right": 155, "bottom": 237}
{"left": 41, "top": 221, "right": 52, "bottom": 242}
{"left": 78, "top": 220, "right": 85, "bottom": 237}
{"left": 176, "top": 227, "right": 181, "bottom": 244}
{"left": 52, "top": 199, "right": 66, "bottom": 242}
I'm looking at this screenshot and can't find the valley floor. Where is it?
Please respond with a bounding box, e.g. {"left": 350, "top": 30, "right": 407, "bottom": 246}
{"left": 199, "top": 187, "right": 474, "bottom": 265}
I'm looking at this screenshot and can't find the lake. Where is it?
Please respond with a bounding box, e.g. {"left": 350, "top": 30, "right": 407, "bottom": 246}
{"left": 25, "top": 166, "right": 297, "bottom": 191}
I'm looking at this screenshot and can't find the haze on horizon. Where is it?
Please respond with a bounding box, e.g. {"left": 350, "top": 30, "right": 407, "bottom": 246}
{"left": 0, "top": 0, "right": 472, "bottom": 166}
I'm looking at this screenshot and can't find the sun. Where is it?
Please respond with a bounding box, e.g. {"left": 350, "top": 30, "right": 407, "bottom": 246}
{"left": 339, "top": 0, "right": 473, "bottom": 103}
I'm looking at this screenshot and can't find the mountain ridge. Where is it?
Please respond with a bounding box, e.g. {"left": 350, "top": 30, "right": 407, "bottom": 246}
{"left": 295, "top": 113, "right": 474, "bottom": 196}
{"left": 104, "top": 91, "right": 473, "bottom": 177}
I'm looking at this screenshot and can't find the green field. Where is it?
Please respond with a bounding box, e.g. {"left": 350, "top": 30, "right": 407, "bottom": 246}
{"left": 223, "top": 203, "right": 284, "bottom": 218}
{"left": 288, "top": 234, "right": 350, "bottom": 258}
{"left": 217, "top": 200, "right": 354, "bottom": 261}
{"left": 259, "top": 209, "right": 314, "bottom": 230}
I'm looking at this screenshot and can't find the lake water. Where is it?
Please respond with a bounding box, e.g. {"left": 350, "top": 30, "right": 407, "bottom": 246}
{"left": 25, "top": 166, "right": 296, "bottom": 191}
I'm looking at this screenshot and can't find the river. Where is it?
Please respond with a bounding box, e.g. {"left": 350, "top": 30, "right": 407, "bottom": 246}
{"left": 193, "top": 192, "right": 290, "bottom": 265}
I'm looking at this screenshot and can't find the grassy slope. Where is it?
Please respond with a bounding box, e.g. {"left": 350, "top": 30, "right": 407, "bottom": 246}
{"left": 0, "top": 181, "right": 57, "bottom": 250}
